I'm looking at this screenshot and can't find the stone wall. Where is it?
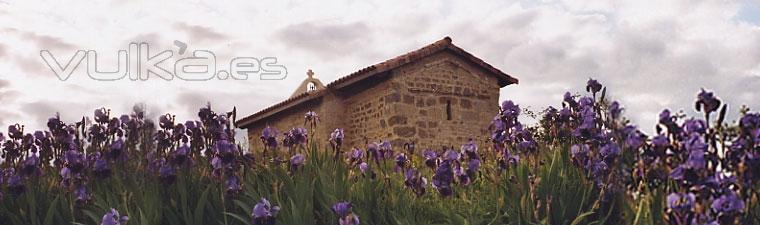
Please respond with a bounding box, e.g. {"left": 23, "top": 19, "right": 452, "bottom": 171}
{"left": 340, "top": 75, "right": 393, "bottom": 148}
{"left": 371, "top": 51, "right": 500, "bottom": 150}
{"left": 332, "top": 51, "right": 501, "bottom": 150}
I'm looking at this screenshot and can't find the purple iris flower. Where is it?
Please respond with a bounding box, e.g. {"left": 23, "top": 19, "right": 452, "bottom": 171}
{"left": 586, "top": 78, "right": 602, "bottom": 94}
{"left": 283, "top": 127, "right": 308, "bottom": 147}
{"left": 570, "top": 144, "right": 589, "bottom": 167}
{"left": 214, "top": 139, "right": 236, "bottom": 155}
{"left": 260, "top": 126, "right": 278, "bottom": 149}
{"left": 101, "top": 208, "right": 129, "bottom": 225}
{"left": 332, "top": 201, "right": 360, "bottom": 225}
{"left": 75, "top": 185, "right": 90, "bottom": 205}
{"left": 682, "top": 119, "right": 707, "bottom": 135}
{"left": 667, "top": 192, "right": 696, "bottom": 216}
{"left": 578, "top": 96, "right": 594, "bottom": 109}
{"left": 158, "top": 114, "right": 174, "bottom": 129}
{"left": 185, "top": 120, "right": 199, "bottom": 130}
{"left": 290, "top": 154, "right": 305, "bottom": 172}
{"left": 432, "top": 160, "right": 454, "bottom": 197}
{"left": 20, "top": 155, "right": 41, "bottom": 177}
{"left": 454, "top": 164, "right": 470, "bottom": 185}
{"left": 460, "top": 139, "right": 477, "bottom": 157}
{"left": 171, "top": 144, "right": 190, "bottom": 166}
{"left": 686, "top": 148, "right": 706, "bottom": 170}
{"left": 553, "top": 106, "right": 569, "bottom": 120}
{"left": 574, "top": 107, "right": 597, "bottom": 138}
{"left": 92, "top": 153, "right": 111, "bottom": 179}
{"left": 394, "top": 153, "right": 407, "bottom": 172}
{"left": 65, "top": 150, "right": 86, "bottom": 173}
{"left": 652, "top": 135, "right": 669, "bottom": 149}
{"left": 683, "top": 134, "right": 707, "bottom": 169}
{"left": 211, "top": 156, "right": 223, "bottom": 175}
{"left": 501, "top": 100, "right": 520, "bottom": 119}
{"left": 696, "top": 88, "right": 721, "bottom": 113}
{"left": 59, "top": 167, "right": 73, "bottom": 187}
{"left": 332, "top": 201, "right": 351, "bottom": 217}
{"left": 490, "top": 117, "right": 507, "bottom": 145}
{"left": 252, "top": 198, "right": 280, "bottom": 225}
{"left": 498, "top": 150, "right": 520, "bottom": 170}
{"left": 704, "top": 173, "right": 737, "bottom": 191}
{"left": 659, "top": 109, "right": 673, "bottom": 125}
{"left": 746, "top": 152, "right": 760, "bottom": 182}
{"left": 358, "top": 162, "right": 369, "bottom": 175}
{"left": 366, "top": 142, "right": 380, "bottom": 165}
{"left": 225, "top": 175, "right": 242, "bottom": 195}
{"left": 491, "top": 116, "right": 506, "bottom": 132}
{"left": 563, "top": 92, "right": 577, "bottom": 107}
{"left": 711, "top": 190, "right": 745, "bottom": 217}
{"left": 684, "top": 133, "right": 708, "bottom": 153}
{"left": 600, "top": 143, "right": 620, "bottom": 162}
{"left": 349, "top": 148, "right": 363, "bottom": 161}
{"left": 403, "top": 168, "right": 427, "bottom": 197}
{"left": 423, "top": 149, "right": 438, "bottom": 169}
{"left": 94, "top": 108, "right": 110, "bottom": 124}
{"left": 379, "top": 141, "right": 392, "bottom": 159}
{"left": 7, "top": 124, "right": 23, "bottom": 140}
{"left": 625, "top": 130, "right": 646, "bottom": 150}
{"left": 608, "top": 101, "right": 622, "bottom": 119}
{"left": 109, "top": 139, "right": 126, "bottom": 160}
{"left": 590, "top": 160, "right": 608, "bottom": 187}
{"left": 444, "top": 150, "right": 460, "bottom": 162}
{"left": 7, "top": 173, "right": 25, "bottom": 194}
{"left": 739, "top": 113, "right": 760, "bottom": 138}
{"left": 518, "top": 140, "right": 538, "bottom": 153}
{"left": 329, "top": 128, "right": 344, "bottom": 149}
{"left": 468, "top": 159, "right": 481, "bottom": 173}
{"left": 159, "top": 161, "right": 176, "bottom": 185}
{"left": 304, "top": 111, "right": 320, "bottom": 126}
{"left": 33, "top": 130, "right": 46, "bottom": 141}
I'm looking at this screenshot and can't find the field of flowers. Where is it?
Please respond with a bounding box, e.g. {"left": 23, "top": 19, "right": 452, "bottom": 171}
{"left": 0, "top": 79, "right": 759, "bottom": 225}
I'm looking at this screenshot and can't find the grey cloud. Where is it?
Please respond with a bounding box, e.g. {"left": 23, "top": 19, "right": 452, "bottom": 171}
{"left": 0, "top": 108, "right": 21, "bottom": 128}
{"left": 13, "top": 55, "right": 50, "bottom": 77}
{"left": 274, "top": 21, "right": 374, "bottom": 60}
{"left": 176, "top": 90, "right": 238, "bottom": 115}
{"left": 0, "top": 89, "right": 19, "bottom": 102}
{"left": 177, "top": 91, "right": 210, "bottom": 117}
{"left": 4, "top": 28, "right": 77, "bottom": 51}
{"left": 173, "top": 22, "right": 228, "bottom": 44}
{"left": 0, "top": 79, "right": 9, "bottom": 90}
{"left": 0, "top": 43, "right": 6, "bottom": 59}
{"left": 21, "top": 101, "right": 60, "bottom": 124}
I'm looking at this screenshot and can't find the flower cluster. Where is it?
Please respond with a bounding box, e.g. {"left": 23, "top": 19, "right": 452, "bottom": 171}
{"left": 491, "top": 100, "right": 537, "bottom": 171}
{"left": 645, "top": 89, "right": 758, "bottom": 224}
{"left": 541, "top": 79, "right": 641, "bottom": 197}
{"left": 422, "top": 141, "right": 482, "bottom": 197}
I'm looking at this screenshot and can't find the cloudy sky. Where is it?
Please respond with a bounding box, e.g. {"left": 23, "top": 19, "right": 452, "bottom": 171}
{"left": 1, "top": 0, "right": 759, "bottom": 137}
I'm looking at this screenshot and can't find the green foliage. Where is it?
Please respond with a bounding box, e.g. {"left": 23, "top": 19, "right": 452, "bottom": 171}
{"left": 0, "top": 140, "right": 658, "bottom": 225}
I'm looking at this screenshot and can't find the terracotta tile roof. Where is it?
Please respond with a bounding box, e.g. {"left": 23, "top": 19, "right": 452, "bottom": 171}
{"left": 235, "top": 37, "right": 518, "bottom": 128}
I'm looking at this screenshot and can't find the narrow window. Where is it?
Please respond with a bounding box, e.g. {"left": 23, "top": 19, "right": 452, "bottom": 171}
{"left": 307, "top": 82, "right": 317, "bottom": 91}
{"left": 446, "top": 100, "right": 452, "bottom": 120}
